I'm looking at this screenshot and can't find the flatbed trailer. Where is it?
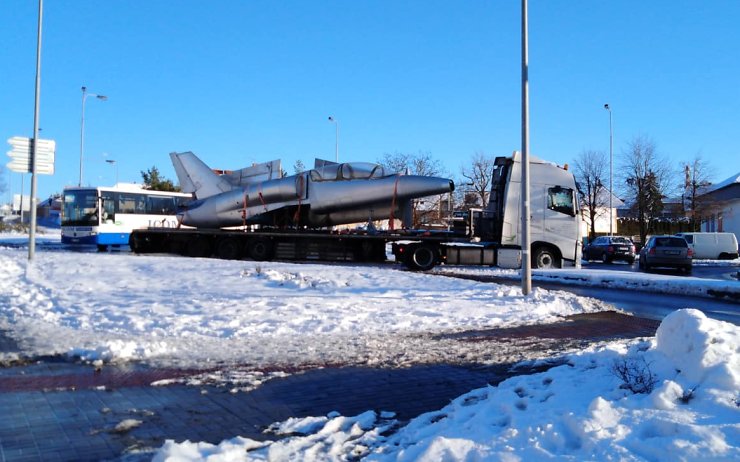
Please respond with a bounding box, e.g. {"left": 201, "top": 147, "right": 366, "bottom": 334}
{"left": 128, "top": 227, "right": 470, "bottom": 265}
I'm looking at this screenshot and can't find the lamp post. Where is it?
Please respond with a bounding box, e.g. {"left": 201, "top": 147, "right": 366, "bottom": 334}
{"left": 604, "top": 103, "right": 613, "bottom": 236}
{"left": 105, "top": 159, "right": 118, "bottom": 185}
{"left": 79, "top": 86, "right": 107, "bottom": 186}
{"left": 328, "top": 116, "right": 339, "bottom": 163}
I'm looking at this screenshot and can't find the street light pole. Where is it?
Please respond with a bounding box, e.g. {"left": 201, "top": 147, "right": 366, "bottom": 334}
{"left": 604, "top": 103, "right": 613, "bottom": 236}
{"left": 521, "top": 0, "right": 531, "bottom": 295}
{"left": 328, "top": 116, "right": 339, "bottom": 163}
{"left": 28, "top": 0, "right": 43, "bottom": 261}
{"left": 79, "top": 86, "right": 107, "bottom": 186}
{"left": 105, "top": 159, "right": 118, "bottom": 185}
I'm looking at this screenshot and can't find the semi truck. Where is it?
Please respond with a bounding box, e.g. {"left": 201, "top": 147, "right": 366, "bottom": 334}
{"left": 129, "top": 152, "right": 582, "bottom": 270}
{"left": 392, "top": 152, "right": 582, "bottom": 270}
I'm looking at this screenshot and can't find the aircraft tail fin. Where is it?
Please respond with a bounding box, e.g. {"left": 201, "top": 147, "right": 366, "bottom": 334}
{"left": 170, "top": 152, "right": 233, "bottom": 199}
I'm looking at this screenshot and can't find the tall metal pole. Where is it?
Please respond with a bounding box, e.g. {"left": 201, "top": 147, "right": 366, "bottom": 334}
{"left": 521, "top": 0, "right": 531, "bottom": 295}
{"left": 28, "top": 0, "right": 43, "bottom": 261}
{"left": 604, "top": 104, "right": 613, "bottom": 236}
{"left": 79, "top": 86, "right": 87, "bottom": 186}
{"left": 79, "top": 87, "right": 107, "bottom": 186}
{"left": 328, "top": 116, "right": 339, "bottom": 163}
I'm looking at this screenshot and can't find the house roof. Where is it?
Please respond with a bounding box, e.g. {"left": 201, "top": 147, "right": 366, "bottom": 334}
{"left": 705, "top": 172, "right": 740, "bottom": 194}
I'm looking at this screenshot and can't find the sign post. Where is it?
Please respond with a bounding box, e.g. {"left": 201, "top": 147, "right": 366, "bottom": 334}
{"left": 29, "top": 0, "right": 44, "bottom": 261}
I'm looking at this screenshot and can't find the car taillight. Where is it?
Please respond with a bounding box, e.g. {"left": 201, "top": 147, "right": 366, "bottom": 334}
{"left": 688, "top": 248, "right": 693, "bottom": 257}
{"left": 607, "top": 245, "right": 614, "bottom": 253}
{"left": 630, "top": 245, "right": 635, "bottom": 253}
{"left": 649, "top": 248, "right": 656, "bottom": 255}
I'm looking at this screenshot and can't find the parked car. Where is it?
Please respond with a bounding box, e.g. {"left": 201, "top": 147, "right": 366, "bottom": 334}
{"left": 674, "top": 232, "right": 739, "bottom": 260}
{"left": 583, "top": 236, "right": 636, "bottom": 264}
{"left": 639, "top": 235, "right": 693, "bottom": 273}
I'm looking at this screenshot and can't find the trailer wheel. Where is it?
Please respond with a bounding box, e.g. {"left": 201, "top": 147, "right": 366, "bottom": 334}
{"left": 216, "top": 238, "right": 242, "bottom": 260}
{"left": 532, "top": 246, "right": 561, "bottom": 269}
{"left": 129, "top": 233, "right": 148, "bottom": 254}
{"left": 188, "top": 237, "right": 212, "bottom": 258}
{"left": 247, "top": 238, "right": 273, "bottom": 261}
{"left": 406, "top": 245, "right": 439, "bottom": 271}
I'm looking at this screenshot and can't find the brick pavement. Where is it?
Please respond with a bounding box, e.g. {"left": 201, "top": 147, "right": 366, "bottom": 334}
{"left": 0, "top": 311, "right": 659, "bottom": 462}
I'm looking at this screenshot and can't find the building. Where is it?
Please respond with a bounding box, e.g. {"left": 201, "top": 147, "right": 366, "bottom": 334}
{"left": 697, "top": 172, "right": 740, "bottom": 242}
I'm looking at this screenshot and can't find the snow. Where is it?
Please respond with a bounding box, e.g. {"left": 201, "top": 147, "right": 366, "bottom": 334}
{"left": 0, "top": 236, "right": 607, "bottom": 368}
{"left": 154, "top": 310, "right": 740, "bottom": 462}
{"left": 1, "top": 231, "right": 738, "bottom": 461}
{"left": 434, "top": 264, "right": 740, "bottom": 300}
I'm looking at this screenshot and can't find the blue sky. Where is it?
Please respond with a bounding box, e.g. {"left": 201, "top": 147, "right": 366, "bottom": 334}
{"left": 3, "top": 1, "right": 739, "bottom": 201}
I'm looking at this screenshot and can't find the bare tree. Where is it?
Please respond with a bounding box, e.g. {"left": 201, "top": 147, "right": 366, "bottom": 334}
{"left": 460, "top": 151, "right": 496, "bottom": 208}
{"left": 619, "top": 135, "right": 673, "bottom": 244}
{"left": 573, "top": 149, "right": 609, "bottom": 241}
{"left": 378, "top": 151, "right": 447, "bottom": 227}
{"left": 293, "top": 159, "right": 306, "bottom": 174}
{"left": 682, "top": 154, "right": 716, "bottom": 231}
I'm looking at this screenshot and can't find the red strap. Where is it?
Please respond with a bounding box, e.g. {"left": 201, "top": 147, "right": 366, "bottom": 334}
{"left": 389, "top": 174, "right": 400, "bottom": 230}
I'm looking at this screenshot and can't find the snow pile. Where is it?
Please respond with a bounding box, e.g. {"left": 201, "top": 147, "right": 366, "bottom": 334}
{"left": 154, "top": 309, "right": 740, "bottom": 461}
{"left": 0, "top": 247, "right": 606, "bottom": 367}
{"left": 435, "top": 265, "right": 740, "bottom": 299}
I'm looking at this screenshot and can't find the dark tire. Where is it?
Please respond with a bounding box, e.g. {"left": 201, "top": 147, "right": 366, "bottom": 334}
{"left": 97, "top": 244, "right": 108, "bottom": 252}
{"left": 627, "top": 257, "right": 635, "bottom": 265}
{"left": 638, "top": 257, "right": 644, "bottom": 270}
{"left": 532, "top": 246, "right": 561, "bottom": 269}
{"left": 684, "top": 265, "right": 693, "bottom": 275}
{"left": 405, "top": 245, "right": 439, "bottom": 271}
{"left": 128, "top": 233, "right": 148, "bottom": 254}
{"left": 247, "top": 238, "right": 273, "bottom": 261}
{"left": 216, "top": 238, "right": 242, "bottom": 260}
{"left": 187, "top": 237, "right": 212, "bottom": 258}
{"left": 601, "top": 252, "right": 611, "bottom": 264}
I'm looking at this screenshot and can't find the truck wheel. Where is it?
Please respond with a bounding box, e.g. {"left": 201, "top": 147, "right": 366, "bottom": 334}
{"left": 532, "top": 246, "right": 561, "bottom": 269}
{"left": 216, "top": 238, "right": 242, "bottom": 260}
{"left": 406, "top": 245, "right": 438, "bottom": 271}
{"left": 247, "top": 238, "right": 273, "bottom": 261}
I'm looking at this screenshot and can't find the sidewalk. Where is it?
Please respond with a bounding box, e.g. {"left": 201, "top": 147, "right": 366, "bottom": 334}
{"left": 0, "top": 312, "right": 659, "bottom": 462}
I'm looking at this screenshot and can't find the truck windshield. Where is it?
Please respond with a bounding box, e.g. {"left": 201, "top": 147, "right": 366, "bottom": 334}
{"left": 62, "top": 190, "right": 99, "bottom": 226}
{"left": 547, "top": 186, "right": 576, "bottom": 216}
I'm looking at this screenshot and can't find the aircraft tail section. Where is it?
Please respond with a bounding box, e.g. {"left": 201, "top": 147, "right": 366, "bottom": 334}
{"left": 169, "top": 152, "right": 233, "bottom": 200}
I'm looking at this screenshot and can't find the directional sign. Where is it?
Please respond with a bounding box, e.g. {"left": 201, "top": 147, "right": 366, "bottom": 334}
{"left": 6, "top": 136, "right": 55, "bottom": 174}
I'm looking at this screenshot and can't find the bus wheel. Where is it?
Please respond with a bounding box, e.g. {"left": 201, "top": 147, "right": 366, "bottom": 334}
{"left": 187, "top": 237, "right": 212, "bottom": 258}
{"left": 406, "top": 245, "right": 439, "bottom": 271}
{"left": 247, "top": 238, "right": 273, "bottom": 261}
{"left": 216, "top": 238, "right": 242, "bottom": 260}
{"left": 532, "top": 246, "right": 561, "bottom": 269}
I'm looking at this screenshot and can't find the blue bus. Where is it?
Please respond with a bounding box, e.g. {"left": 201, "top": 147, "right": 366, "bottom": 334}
{"left": 61, "top": 184, "right": 192, "bottom": 251}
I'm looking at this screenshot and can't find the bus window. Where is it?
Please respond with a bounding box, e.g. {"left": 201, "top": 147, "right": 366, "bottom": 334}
{"left": 100, "top": 192, "right": 117, "bottom": 222}
{"left": 61, "top": 190, "right": 99, "bottom": 226}
{"left": 118, "top": 194, "right": 146, "bottom": 214}
{"left": 147, "top": 196, "right": 177, "bottom": 215}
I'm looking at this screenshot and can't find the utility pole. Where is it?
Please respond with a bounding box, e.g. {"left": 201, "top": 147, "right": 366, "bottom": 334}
{"left": 28, "top": 0, "right": 43, "bottom": 261}
{"left": 520, "top": 0, "right": 531, "bottom": 295}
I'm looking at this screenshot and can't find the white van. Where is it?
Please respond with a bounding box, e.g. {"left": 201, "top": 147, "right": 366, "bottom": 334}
{"left": 675, "top": 232, "right": 739, "bottom": 260}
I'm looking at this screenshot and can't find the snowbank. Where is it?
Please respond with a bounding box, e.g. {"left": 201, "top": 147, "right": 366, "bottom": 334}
{"left": 435, "top": 265, "right": 740, "bottom": 300}
{"left": 0, "top": 247, "right": 606, "bottom": 367}
{"left": 154, "top": 309, "right": 740, "bottom": 461}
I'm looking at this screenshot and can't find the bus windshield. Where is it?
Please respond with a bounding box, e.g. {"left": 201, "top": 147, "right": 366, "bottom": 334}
{"left": 62, "top": 190, "right": 100, "bottom": 226}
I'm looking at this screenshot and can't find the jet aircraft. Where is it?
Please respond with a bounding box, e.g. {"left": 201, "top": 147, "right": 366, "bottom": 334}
{"left": 169, "top": 152, "right": 454, "bottom": 229}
